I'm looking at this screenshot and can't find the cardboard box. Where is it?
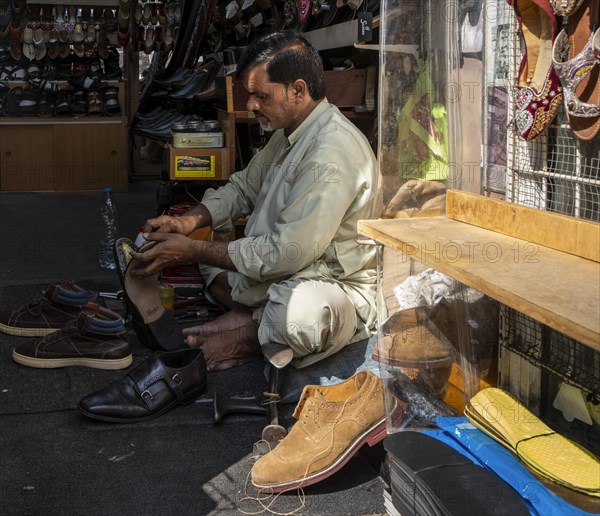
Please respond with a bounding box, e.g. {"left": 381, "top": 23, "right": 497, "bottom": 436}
{"left": 216, "top": 75, "right": 250, "bottom": 113}
{"left": 172, "top": 130, "right": 224, "bottom": 149}
{"left": 216, "top": 69, "right": 368, "bottom": 112}
{"left": 443, "top": 362, "right": 496, "bottom": 413}
{"left": 168, "top": 145, "right": 229, "bottom": 180}
{"left": 324, "top": 69, "right": 367, "bottom": 107}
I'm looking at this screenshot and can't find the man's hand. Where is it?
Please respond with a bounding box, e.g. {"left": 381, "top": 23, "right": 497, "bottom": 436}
{"left": 143, "top": 204, "right": 212, "bottom": 236}
{"left": 130, "top": 232, "right": 194, "bottom": 277}
{"left": 130, "top": 232, "right": 236, "bottom": 277}
{"left": 143, "top": 214, "right": 198, "bottom": 236}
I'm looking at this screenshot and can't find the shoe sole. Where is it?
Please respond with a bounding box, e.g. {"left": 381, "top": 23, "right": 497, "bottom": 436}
{"left": 0, "top": 323, "right": 60, "bottom": 337}
{"left": 372, "top": 353, "right": 454, "bottom": 370}
{"left": 12, "top": 350, "right": 133, "bottom": 370}
{"left": 123, "top": 241, "right": 185, "bottom": 351}
{"left": 77, "top": 383, "right": 207, "bottom": 423}
{"left": 252, "top": 415, "right": 388, "bottom": 493}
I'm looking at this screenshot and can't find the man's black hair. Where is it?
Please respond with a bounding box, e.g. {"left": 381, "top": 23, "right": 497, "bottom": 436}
{"left": 235, "top": 30, "right": 326, "bottom": 101}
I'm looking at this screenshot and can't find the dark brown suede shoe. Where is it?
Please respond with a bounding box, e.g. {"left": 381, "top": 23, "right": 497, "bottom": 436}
{"left": 0, "top": 281, "right": 97, "bottom": 337}
{"left": 12, "top": 302, "right": 132, "bottom": 370}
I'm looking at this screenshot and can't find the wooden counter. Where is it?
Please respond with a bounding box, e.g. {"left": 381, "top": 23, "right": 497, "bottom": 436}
{"left": 358, "top": 190, "right": 600, "bottom": 351}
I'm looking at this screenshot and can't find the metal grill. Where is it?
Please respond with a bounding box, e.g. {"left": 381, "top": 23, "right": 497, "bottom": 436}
{"left": 483, "top": 0, "right": 599, "bottom": 452}
{"left": 501, "top": 307, "right": 600, "bottom": 402}
{"left": 504, "top": 4, "right": 600, "bottom": 218}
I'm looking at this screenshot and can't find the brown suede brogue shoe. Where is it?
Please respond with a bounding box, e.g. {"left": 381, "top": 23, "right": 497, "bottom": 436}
{"left": 0, "top": 281, "right": 97, "bottom": 336}
{"left": 12, "top": 302, "right": 132, "bottom": 370}
{"left": 373, "top": 306, "right": 456, "bottom": 368}
{"left": 251, "top": 370, "right": 387, "bottom": 492}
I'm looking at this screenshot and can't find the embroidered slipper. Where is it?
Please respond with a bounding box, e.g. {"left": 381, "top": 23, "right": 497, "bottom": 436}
{"left": 511, "top": 0, "right": 564, "bottom": 141}
{"left": 552, "top": 0, "right": 600, "bottom": 141}
{"left": 550, "top": 0, "right": 585, "bottom": 15}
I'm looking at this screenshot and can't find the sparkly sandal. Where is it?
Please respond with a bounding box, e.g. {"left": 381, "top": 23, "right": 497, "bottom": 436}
{"left": 552, "top": 0, "right": 600, "bottom": 141}
{"left": 511, "top": 0, "right": 564, "bottom": 141}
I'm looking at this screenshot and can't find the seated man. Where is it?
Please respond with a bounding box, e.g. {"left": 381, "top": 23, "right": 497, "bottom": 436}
{"left": 131, "top": 30, "right": 381, "bottom": 371}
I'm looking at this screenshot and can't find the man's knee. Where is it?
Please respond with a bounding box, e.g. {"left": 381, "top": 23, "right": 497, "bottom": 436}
{"left": 258, "top": 280, "right": 357, "bottom": 357}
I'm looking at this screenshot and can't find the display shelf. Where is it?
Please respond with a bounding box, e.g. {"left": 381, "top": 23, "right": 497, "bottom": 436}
{"left": 358, "top": 190, "right": 600, "bottom": 351}
{"left": 0, "top": 117, "right": 125, "bottom": 125}
{"left": 27, "top": 0, "right": 119, "bottom": 5}
{"left": 304, "top": 17, "right": 380, "bottom": 51}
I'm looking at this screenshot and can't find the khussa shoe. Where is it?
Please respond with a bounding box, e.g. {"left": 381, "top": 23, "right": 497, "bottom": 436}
{"left": 373, "top": 306, "right": 456, "bottom": 369}
{"left": 12, "top": 302, "right": 132, "bottom": 370}
{"left": 78, "top": 348, "right": 207, "bottom": 423}
{"left": 251, "top": 370, "right": 387, "bottom": 492}
{"left": 552, "top": 0, "right": 600, "bottom": 141}
{"left": 511, "top": 0, "right": 563, "bottom": 141}
{"left": 0, "top": 281, "right": 97, "bottom": 336}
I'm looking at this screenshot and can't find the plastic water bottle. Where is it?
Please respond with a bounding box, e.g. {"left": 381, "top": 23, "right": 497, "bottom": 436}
{"left": 99, "top": 187, "right": 118, "bottom": 269}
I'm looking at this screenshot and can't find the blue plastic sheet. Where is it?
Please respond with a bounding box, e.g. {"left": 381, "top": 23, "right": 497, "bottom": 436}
{"left": 429, "top": 416, "right": 597, "bottom": 516}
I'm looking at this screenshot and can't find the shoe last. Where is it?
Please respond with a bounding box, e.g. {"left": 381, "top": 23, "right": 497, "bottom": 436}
{"left": 374, "top": 306, "right": 455, "bottom": 368}
{"left": 251, "top": 371, "right": 386, "bottom": 491}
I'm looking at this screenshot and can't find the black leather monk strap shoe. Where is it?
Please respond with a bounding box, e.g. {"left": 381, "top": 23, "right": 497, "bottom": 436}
{"left": 78, "top": 348, "right": 207, "bottom": 423}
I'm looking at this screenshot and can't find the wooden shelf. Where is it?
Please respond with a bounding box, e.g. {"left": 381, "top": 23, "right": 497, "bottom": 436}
{"left": 304, "top": 17, "right": 380, "bottom": 51}
{"left": 0, "top": 117, "right": 125, "bottom": 125}
{"left": 358, "top": 190, "right": 600, "bottom": 352}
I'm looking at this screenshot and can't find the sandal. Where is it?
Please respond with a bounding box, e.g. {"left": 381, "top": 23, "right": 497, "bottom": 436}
{"left": 103, "top": 85, "right": 121, "bottom": 115}
{"left": 41, "top": 59, "right": 57, "bottom": 80}
{"left": 7, "top": 62, "right": 27, "bottom": 81}
{"left": 54, "top": 89, "right": 71, "bottom": 116}
{"left": 87, "top": 89, "right": 103, "bottom": 114}
{"left": 26, "top": 61, "right": 41, "bottom": 79}
{"left": 37, "top": 89, "right": 54, "bottom": 116}
{"left": 0, "top": 80, "right": 9, "bottom": 110}
{"left": 552, "top": 0, "right": 600, "bottom": 141}
{"left": 103, "top": 46, "right": 122, "bottom": 79}
{"left": 550, "top": 0, "right": 585, "bottom": 15}
{"left": 2, "top": 84, "right": 21, "bottom": 116}
{"left": 18, "top": 87, "right": 39, "bottom": 117}
{"left": 22, "top": 26, "right": 35, "bottom": 61}
{"left": 511, "top": 0, "right": 563, "bottom": 141}
{"left": 71, "top": 89, "right": 88, "bottom": 116}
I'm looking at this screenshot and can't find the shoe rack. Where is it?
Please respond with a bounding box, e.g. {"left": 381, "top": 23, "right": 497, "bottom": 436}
{"left": 0, "top": 0, "right": 134, "bottom": 191}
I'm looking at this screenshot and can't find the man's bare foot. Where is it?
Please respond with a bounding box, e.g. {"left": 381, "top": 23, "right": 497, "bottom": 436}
{"left": 183, "top": 309, "right": 262, "bottom": 371}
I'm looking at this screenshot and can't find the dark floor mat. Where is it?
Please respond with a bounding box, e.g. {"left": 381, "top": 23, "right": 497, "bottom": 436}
{"left": 0, "top": 281, "right": 386, "bottom": 515}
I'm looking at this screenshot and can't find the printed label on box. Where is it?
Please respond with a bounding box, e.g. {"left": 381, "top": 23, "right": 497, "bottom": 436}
{"left": 174, "top": 155, "right": 216, "bottom": 178}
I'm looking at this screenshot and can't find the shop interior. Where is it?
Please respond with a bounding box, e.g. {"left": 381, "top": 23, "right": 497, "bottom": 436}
{"left": 0, "top": 0, "right": 599, "bottom": 514}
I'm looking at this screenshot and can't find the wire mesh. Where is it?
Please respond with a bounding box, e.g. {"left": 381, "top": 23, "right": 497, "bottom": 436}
{"left": 504, "top": 4, "right": 600, "bottom": 219}
{"left": 500, "top": 307, "right": 600, "bottom": 402}
{"left": 487, "top": 0, "right": 600, "bottom": 450}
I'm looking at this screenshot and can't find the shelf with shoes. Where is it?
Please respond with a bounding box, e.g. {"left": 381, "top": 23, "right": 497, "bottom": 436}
{"left": 0, "top": 79, "right": 125, "bottom": 118}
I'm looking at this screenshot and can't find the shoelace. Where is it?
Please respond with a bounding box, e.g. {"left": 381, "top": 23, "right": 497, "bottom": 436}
{"left": 25, "top": 297, "right": 52, "bottom": 317}
{"left": 42, "top": 323, "right": 81, "bottom": 339}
